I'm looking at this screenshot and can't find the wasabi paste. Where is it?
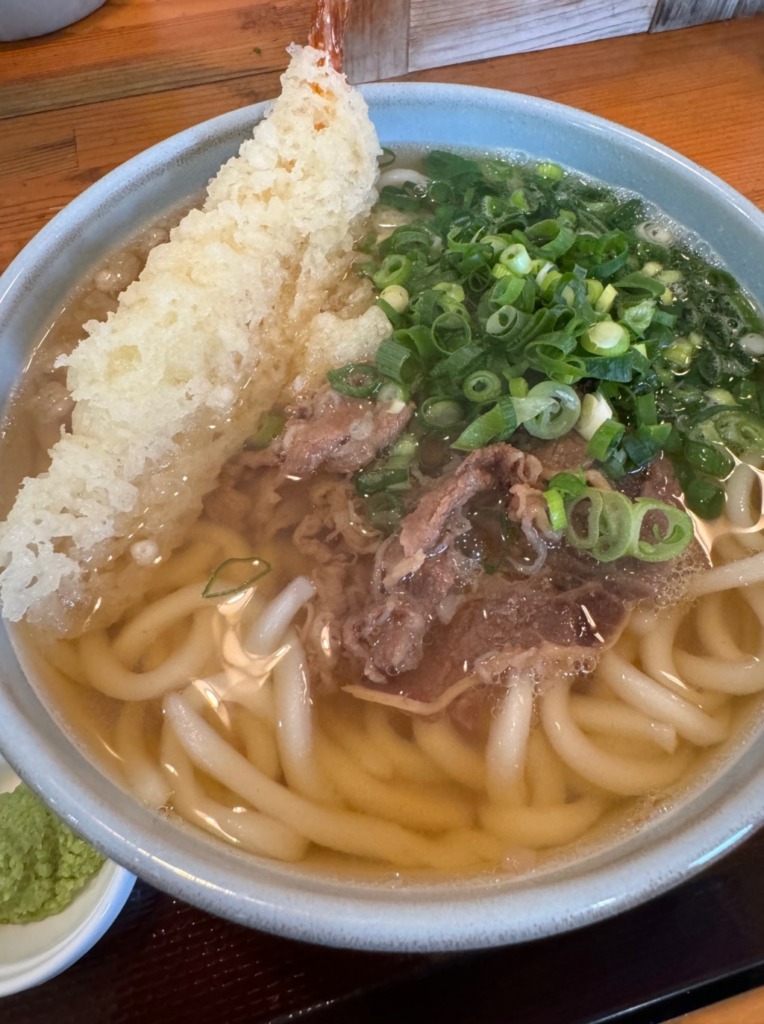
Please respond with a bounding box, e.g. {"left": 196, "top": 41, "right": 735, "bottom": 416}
{"left": 0, "top": 784, "right": 104, "bottom": 924}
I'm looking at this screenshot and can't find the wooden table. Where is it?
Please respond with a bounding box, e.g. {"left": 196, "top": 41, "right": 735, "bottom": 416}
{"left": 1, "top": 6, "right": 763, "bottom": 1022}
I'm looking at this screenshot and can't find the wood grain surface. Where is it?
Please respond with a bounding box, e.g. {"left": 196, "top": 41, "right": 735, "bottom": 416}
{"left": 0, "top": 5, "right": 763, "bottom": 1022}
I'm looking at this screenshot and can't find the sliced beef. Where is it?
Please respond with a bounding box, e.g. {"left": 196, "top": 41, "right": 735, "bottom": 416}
{"left": 340, "top": 533, "right": 477, "bottom": 684}
{"left": 203, "top": 450, "right": 282, "bottom": 535}
{"left": 345, "top": 543, "right": 653, "bottom": 735}
{"left": 639, "top": 453, "right": 684, "bottom": 506}
{"left": 521, "top": 431, "right": 591, "bottom": 478}
{"left": 335, "top": 441, "right": 642, "bottom": 687}
{"left": 399, "top": 443, "right": 545, "bottom": 559}
{"left": 277, "top": 387, "right": 413, "bottom": 477}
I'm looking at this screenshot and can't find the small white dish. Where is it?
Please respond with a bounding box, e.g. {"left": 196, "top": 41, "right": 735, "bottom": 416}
{"left": 0, "top": 0, "right": 106, "bottom": 41}
{"left": 0, "top": 755, "right": 135, "bottom": 997}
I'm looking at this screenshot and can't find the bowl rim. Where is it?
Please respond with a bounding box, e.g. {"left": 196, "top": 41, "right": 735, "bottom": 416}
{"left": 1, "top": 80, "right": 763, "bottom": 953}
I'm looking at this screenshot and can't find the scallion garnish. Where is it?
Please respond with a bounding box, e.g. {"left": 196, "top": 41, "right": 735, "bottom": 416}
{"left": 373, "top": 254, "right": 412, "bottom": 290}
{"left": 544, "top": 488, "right": 568, "bottom": 531}
{"left": 582, "top": 320, "right": 630, "bottom": 357}
{"left": 462, "top": 370, "right": 503, "bottom": 404}
{"left": 324, "top": 148, "right": 764, "bottom": 527}
{"left": 564, "top": 489, "right": 693, "bottom": 563}
{"left": 246, "top": 411, "right": 284, "bottom": 450}
{"left": 420, "top": 397, "right": 466, "bottom": 430}
{"left": 586, "top": 419, "right": 626, "bottom": 461}
{"left": 326, "top": 364, "right": 383, "bottom": 399}
{"left": 523, "top": 382, "right": 581, "bottom": 439}
{"left": 202, "top": 557, "right": 271, "bottom": 600}
{"left": 374, "top": 339, "right": 420, "bottom": 385}
{"left": 452, "top": 396, "right": 518, "bottom": 451}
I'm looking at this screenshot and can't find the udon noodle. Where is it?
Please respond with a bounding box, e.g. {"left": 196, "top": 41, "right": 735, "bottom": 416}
{"left": 3, "top": 99, "right": 764, "bottom": 877}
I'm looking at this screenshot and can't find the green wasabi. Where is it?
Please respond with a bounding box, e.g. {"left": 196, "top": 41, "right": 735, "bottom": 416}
{"left": 0, "top": 784, "right": 104, "bottom": 924}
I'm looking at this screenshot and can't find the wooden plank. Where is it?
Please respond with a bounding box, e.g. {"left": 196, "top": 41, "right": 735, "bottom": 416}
{"left": 344, "top": 0, "right": 410, "bottom": 83}
{"left": 408, "top": 0, "right": 655, "bottom": 73}
{"left": 0, "top": 73, "right": 277, "bottom": 270}
{"left": 651, "top": 0, "right": 764, "bottom": 30}
{"left": 0, "top": 0, "right": 312, "bottom": 119}
{"left": 670, "top": 985, "right": 764, "bottom": 1023}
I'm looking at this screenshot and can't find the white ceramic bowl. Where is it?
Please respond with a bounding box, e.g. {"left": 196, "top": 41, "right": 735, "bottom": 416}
{"left": 0, "top": 0, "right": 106, "bottom": 41}
{"left": 0, "top": 84, "right": 763, "bottom": 953}
{"left": 0, "top": 755, "right": 135, "bottom": 996}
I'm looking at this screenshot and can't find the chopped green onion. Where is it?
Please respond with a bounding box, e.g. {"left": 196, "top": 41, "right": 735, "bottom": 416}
{"left": 634, "top": 392, "right": 658, "bottom": 426}
{"left": 630, "top": 499, "right": 694, "bottom": 561}
{"left": 452, "top": 396, "right": 518, "bottom": 451}
{"left": 536, "top": 161, "right": 564, "bottom": 180}
{"left": 463, "top": 370, "right": 503, "bottom": 404}
{"left": 704, "top": 388, "right": 737, "bottom": 407}
{"left": 576, "top": 391, "right": 613, "bottom": 441}
{"left": 375, "top": 338, "right": 420, "bottom": 384}
{"left": 511, "top": 395, "right": 557, "bottom": 424}
{"left": 690, "top": 408, "right": 764, "bottom": 457}
{"left": 683, "top": 439, "right": 735, "bottom": 478}
{"left": 614, "top": 271, "right": 667, "bottom": 297}
{"left": 486, "top": 305, "right": 522, "bottom": 338}
{"left": 364, "top": 491, "right": 405, "bottom": 532}
{"left": 510, "top": 188, "right": 529, "bottom": 211}
{"left": 641, "top": 261, "right": 663, "bottom": 278}
{"left": 431, "top": 311, "right": 472, "bottom": 354}
{"left": 564, "top": 488, "right": 691, "bottom": 563}
{"left": 682, "top": 474, "right": 726, "bottom": 520}
{"left": 586, "top": 419, "right": 625, "bottom": 460}
{"left": 498, "top": 243, "right": 532, "bottom": 276}
{"left": 594, "top": 284, "right": 617, "bottom": 314}
{"left": 433, "top": 281, "right": 466, "bottom": 304}
{"left": 586, "top": 279, "right": 605, "bottom": 305}
{"left": 342, "top": 145, "right": 764, "bottom": 532}
{"left": 431, "top": 344, "right": 484, "bottom": 383}
{"left": 377, "top": 381, "right": 408, "bottom": 408}
{"left": 356, "top": 433, "right": 418, "bottom": 496}
{"left": 488, "top": 274, "right": 525, "bottom": 306}
{"left": 379, "top": 284, "right": 409, "bottom": 313}
{"left": 373, "top": 254, "right": 412, "bottom": 290}
{"left": 420, "top": 397, "right": 465, "bottom": 429}
{"left": 376, "top": 296, "right": 406, "bottom": 328}
{"left": 246, "top": 411, "right": 284, "bottom": 449}
{"left": 547, "top": 471, "right": 588, "bottom": 498}
{"left": 565, "top": 489, "right": 633, "bottom": 562}
{"left": 544, "top": 488, "right": 567, "bottom": 531}
{"left": 523, "top": 381, "right": 581, "bottom": 439}
{"left": 622, "top": 430, "right": 665, "bottom": 469}
{"left": 203, "top": 557, "right": 271, "bottom": 599}
{"left": 355, "top": 464, "right": 411, "bottom": 494}
{"left": 655, "top": 268, "right": 683, "bottom": 286}
{"left": 326, "top": 363, "right": 383, "bottom": 399}
{"left": 393, "top": 325, "right": 437, "bottom": 364}
{"left": 507, "top": 376, "right": 529, "bottom": 398}
{"left": 663, "top": 337, "right": 698, "bottom": 369}
{"left": 582, "top": 320, "right": 630, "bottom": 356}
{"left": 526, "top": 219, "right": 576, "bottom": 259}
{"left": 620, "top": 298, "right": 655, "bottom": 336}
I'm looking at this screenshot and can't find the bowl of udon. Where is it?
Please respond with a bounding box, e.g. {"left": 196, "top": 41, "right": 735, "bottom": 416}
{"left": 0, "top": 47, "right": 763, "bottom": 952}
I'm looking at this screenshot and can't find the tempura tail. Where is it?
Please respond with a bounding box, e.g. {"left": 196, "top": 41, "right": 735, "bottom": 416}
{"left": 0, "top": 45, "right": 386, "bottom": 636}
